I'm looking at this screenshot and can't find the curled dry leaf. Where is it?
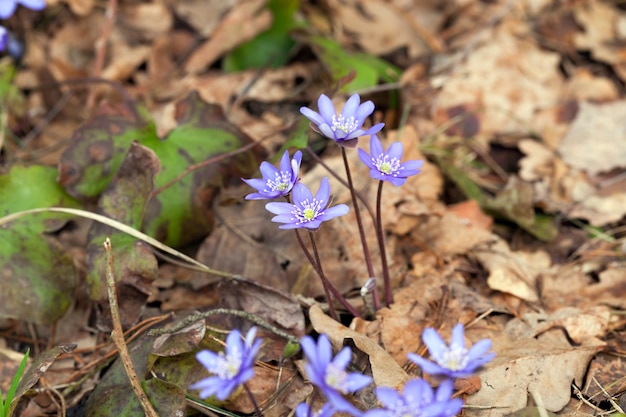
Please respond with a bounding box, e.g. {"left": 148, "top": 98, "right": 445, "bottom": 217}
{"left": 308, "top": 304, "right": 409, "bottom": 390}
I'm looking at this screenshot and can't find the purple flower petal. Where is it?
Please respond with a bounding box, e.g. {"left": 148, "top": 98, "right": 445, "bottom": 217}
{"left": 354, "top": 100, "right": 375, "bottom": 124}
{"left": 317, "top": 94, "right": 336, "bottom": 123}
{"left": 19, "top": 0, "right": 46, "bottom": 11}
{"left": 300, "top": 107, "right": 326, "bottom": 126}
{"left": 0, "top": 2, "right": 17, "bottom": 18}
{"left": 341, "top": 94, "right": 361, "bottom": 119}
{"left": 358, "top": 149, "right": 374, "bottom": 170}
{"left": 265, "top": 202, "right": 294, "bottom": 215}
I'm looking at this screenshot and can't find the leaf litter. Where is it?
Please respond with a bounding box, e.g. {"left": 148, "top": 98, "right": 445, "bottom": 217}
{"left": 2, "top": 0, "right": 626, "bottom": 416}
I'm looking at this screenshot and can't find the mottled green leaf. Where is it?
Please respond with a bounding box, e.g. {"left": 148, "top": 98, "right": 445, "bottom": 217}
{"left": 85, "top": 143, "right": 159, "bottom": 311}
{"left": 58, "top": 104, "right": 157, "bottom": 200}
{"left": 0, "top": 165, "right": 81, "bottom": 324}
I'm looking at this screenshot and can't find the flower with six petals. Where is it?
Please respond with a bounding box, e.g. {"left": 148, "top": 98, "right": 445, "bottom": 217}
{"left": 408, "top": 323, "right": 495, "bottom": 379}
{"left": 242, "top": 150, "right": 302, "bottom": 200}
{"left": 265, "top": 177, "right": 348, "bottom": 230}
{"left": 365, "top": 378, "right": 463, "bottom": 417}
{"left": 300, "top": 94, "right": 384, "bottom": 146}
{"left": 358, "top": 135, "right": 423, "bottom": 186}
{"left": 189, "top": 327, "right": 262, "bottom": 401}
{"left": 300, "top": 334, "right": 372, "bottom": 416}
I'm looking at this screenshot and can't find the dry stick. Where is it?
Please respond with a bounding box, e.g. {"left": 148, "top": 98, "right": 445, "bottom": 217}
{"left": 340, "top": 147, "right": 381, "bottom": 311}
{"left": 87, "top": 0, "right": 118, "bottom": 112}
{"left": 103, "top": 238, "right": 159, "bottom": 417}
{"left": 376, "top": 181, "right": 393, "bottom": 306}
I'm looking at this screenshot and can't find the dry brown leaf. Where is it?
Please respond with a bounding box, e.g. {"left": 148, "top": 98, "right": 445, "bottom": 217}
{"left": 309, "top": 304, "right": 409, "bottom": 390}
{"left": 470, "top": 239, "right": 551, "bottom": 303}
{"left": 184, "top": 0, "right": 271, "bottom": 74}
{"left": 324, "top": 0, "right": 440, "bottom": 58}
{"left": 434, "top": 18, "right": 563, "bottom": 137}
{"left": 465, "top": 319, "right": 603, "bottom": 416}
{"left": 168, "top": 0, "right": 240, "bottom": 37}
{"left": 413, "top": 211, "right": 495, "bottom": 257}
{"left": 574, "top": 1, "right": 626, "bottom": 81}
{"left": 524, "top": 306, "right": 610, "bottom": 345}
{"left": 558, "top": 100, "right": 626, "bottom": 176}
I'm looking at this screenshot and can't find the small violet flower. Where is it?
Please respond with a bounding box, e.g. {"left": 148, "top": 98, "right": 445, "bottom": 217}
{"left": 0, "top": 0, "right": 46, "bottom": 19}
{"left": 0, "top": 26, "right": 7, "bottom": 52}
{"left": 295, "top": 402, "right": 335, "bottom": 417}
{"left": 265, "top": 177, "right": 348, "bottom": 230}
{"left": 358, "top": 135, "right": 423, "bottom": 186}
{"left": 300, "top": 334, "right": 372, "bottom": 416}
{"left": 300, "top": 93, "right": 384, "bottom": 146}
{"left": 242, "top": 150, "right": 302, "bottom": 200}
{"left": 189, "top": 327, "right": 262, "bottom": 401}
{"left": 408, "top": 323, "right": 495, "bottom": 379}
{"left": 365, "top": 379, "right": 463, "bottom": 417}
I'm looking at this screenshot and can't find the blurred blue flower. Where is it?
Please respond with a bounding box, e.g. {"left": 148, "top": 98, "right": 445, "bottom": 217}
{"left": 365, "top": 379, "right": 463, "bottom": 417}
{"left": 300, "top": 94, "right": 384, "bottom": 146}
{"left": 0, "top": 26, "right": 7, "bottom": 52}
{"left": 301, "top": 334, "right": 372, "bottom": 416}
{"left": 358, "top": 135, "right": 423, "bottom": 186}
{"left": 0, "top": 0, "right": 46, "bottom": 19}
{"left": 189, "top": 327, "right": 262, "bottom": 401}
{"left": 242, "top": 150, "right": 302, "bottom": 200}
{"left": 408, "top": 324, "right": 495, "bottom": 378}
{"left": 265, "top": 177, "right": 348, "bottom": 230}
{"left": 295, "top": 402, "right": 335, "bottom": 417}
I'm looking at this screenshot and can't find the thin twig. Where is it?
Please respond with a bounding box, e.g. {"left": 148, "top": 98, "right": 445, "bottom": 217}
{"left": 103, "top": 238, "right": 159, "bottom": 417}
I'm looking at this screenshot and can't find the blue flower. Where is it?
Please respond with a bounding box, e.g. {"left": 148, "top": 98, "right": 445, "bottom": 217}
{"left": 358, "top": 135, "right": 423, "bottom": 186}
{"left": 295, "top": 402, "right": 335, "bottom": 417}
{"left": 242, "top": 150, "right": 302, "bottom": 200}
{"left": 300, "top": 94, "right": 384, "bottom": 146}
{"left": 408, "top": 324, "right": 495, "bottom": 379}
{"left": 265, "top": 177, "right": 349, "bottom": 230}
{"left": 0, "top": 0, "right": 46, "bottom": 19}
{"left": 189, "top": 327, "right": 262, "bottom": 401}
{"left": 0, "top": 26, "right": 7, "bottom": 52}
{"left": 365, "top": 379, "right": 463, "bottom": 417}
{"left": 300, "top": 334, "right": 372, "bottom": 416}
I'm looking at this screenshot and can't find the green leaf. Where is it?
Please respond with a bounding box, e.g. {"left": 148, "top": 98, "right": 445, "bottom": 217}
{"left": 0, "top": 165, "right": 81, "bottom": 324}
{"left": 58, "top": 105, "right": 157, "bottom": 200}
{"left": 307, "top": 35, "right": 401, "bottom": 92}
{"left": 141, "top": 92, "right": 259, "bottom": 247}
{"left": 223, "top": 0, "right": 302, "bottom": 71}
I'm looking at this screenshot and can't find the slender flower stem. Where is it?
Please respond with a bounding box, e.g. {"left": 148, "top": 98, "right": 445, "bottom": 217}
{"left": 340, "top": 147, "right": 380, "bottom": 309}
{"left": 376, "top": 180, "right": 393, "bottom": 306}
{"left": 293, "top": 230, "right": 338, "bottom": 321}
{"left": 305, "top": 146, "right": 375, "bottom": 220}
{"left": 243, "top": 383, "right": 263, "bottom": 417}
{"left": 301, "top": 231, "right": 363, "bottom": 319}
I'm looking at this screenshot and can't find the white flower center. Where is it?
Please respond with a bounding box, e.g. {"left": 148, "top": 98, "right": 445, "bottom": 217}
{"left": 331, "top": 114, "right": 359, "bottom": 134}
{"left": 215, "top": 350, "right": 242, "bottom": 379}
{"left": 324, "top": 363, "right": 349, "bottom": 393}
{"left": 436, "top": 344, "right": 469, "bottom": 371}
{"left": 266, "top": 171, "right": 292, "bottom": 192}
{"left": 291, "top": 198, "right": 324, "bottom": 224}
{"left": 374, "top": 155, "right": 401, "bottom": 175}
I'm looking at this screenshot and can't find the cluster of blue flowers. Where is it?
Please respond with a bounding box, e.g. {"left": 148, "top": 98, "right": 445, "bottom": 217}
{"left": 188, "top": 94, "right": 495, "bottom": 415}
{"left": 0, "top": 0, "right": 46, "bottom": 54}
{"left": 190, "top": 324, "right": 494, "bottom": 417}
